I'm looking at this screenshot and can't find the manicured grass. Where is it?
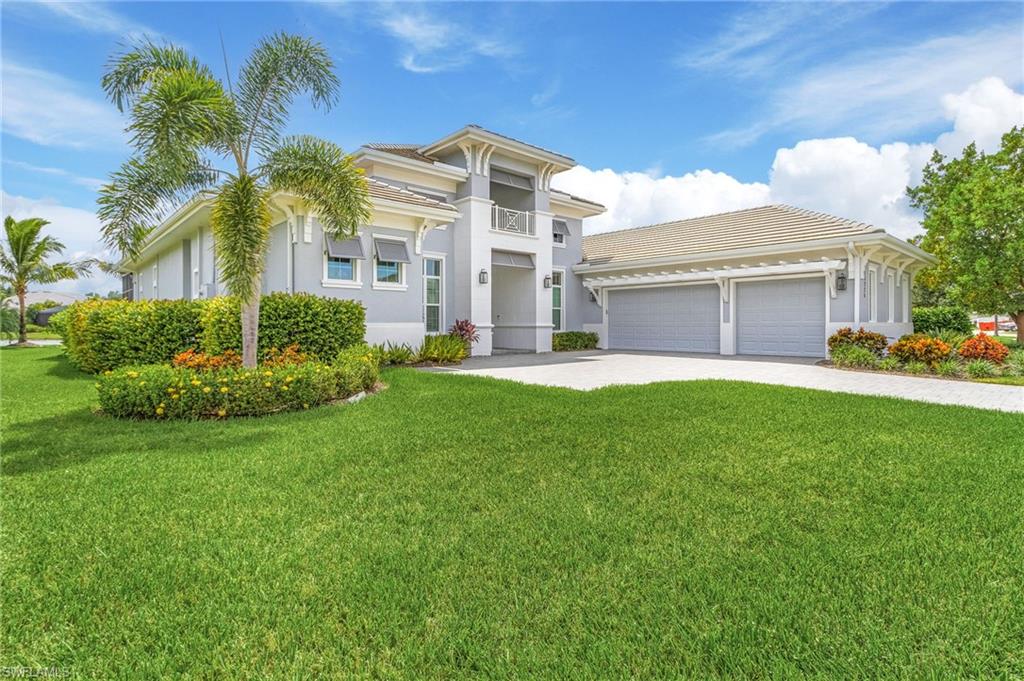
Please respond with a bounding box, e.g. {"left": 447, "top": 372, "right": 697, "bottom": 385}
{"left": 3, "top": 348, "right": 1023, "bottom": 678}
{"left": 977, "top": 375, "right": 1024, "bottom": 386}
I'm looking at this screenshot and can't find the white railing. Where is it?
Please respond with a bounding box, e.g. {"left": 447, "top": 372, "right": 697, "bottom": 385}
{"left": 492, "top": 206, "right": 535, "bottom": 236}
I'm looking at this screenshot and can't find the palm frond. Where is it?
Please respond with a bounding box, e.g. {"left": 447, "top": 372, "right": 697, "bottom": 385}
{"left": 31, "top": 260, "right": 93, "bottom": 285}
{"left": 102, "top": 40, "right": 210, "bottom": 112}
{"left": 4, "top": 216, "right": 50, "bottom": 266}
{"left": 97, "top": 153, "right": 218, "bottom": 258}
{"left": 235, "top": 33, "right": 339, "bottom": 163}
{"left": 263, "top": 136, "right": 371, "bottom": 238}
{"left": 210, "top": 175, "right": 272, "bottom": 302}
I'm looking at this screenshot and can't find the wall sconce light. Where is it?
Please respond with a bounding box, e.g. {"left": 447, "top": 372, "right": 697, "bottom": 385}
{"left": 478, "top": 269, "right": 489, "bottom": 284}
{"left": 543, "top": 274, "right": 553, "bottom": 289}
{"left": 836, "top": 271, "right": 847, "bottom": 291}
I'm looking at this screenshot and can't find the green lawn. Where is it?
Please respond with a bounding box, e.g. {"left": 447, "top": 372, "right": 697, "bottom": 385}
{"left": 3, "top": 348, "right": 1023, "bottom": 678}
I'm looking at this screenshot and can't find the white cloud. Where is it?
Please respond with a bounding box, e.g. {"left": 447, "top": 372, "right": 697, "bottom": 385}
{"left": 3, "top": 160, "right": 105, "bottom": 191}
{"left": 1, "top": 61, "right": 126, "bottom": 149}
{"left": 1, "top": 192, "right": 119, "bottom": 295}
{"left": 374, "top": 5, "right": 518, "bottom": 73}
{"left": 13, "top": 1, "right": 161, "bottom": 41}
{"left": 704, "top": 24, "right": 1023, "bottom": 147}
{"left": 555, "top": 77, "right": 1023, "bottom": 241}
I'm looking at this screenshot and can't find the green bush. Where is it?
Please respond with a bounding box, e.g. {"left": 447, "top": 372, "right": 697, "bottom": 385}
{"left": 200, "top": 292, "right": 364, "bottom": 361}
{"left": 334, "top": 344, "right": 380, "bottom": 395}
{"left": 878, "top": 356, "right": 903, "bottom": 372}
{"left": 912, "top": 306, "right": 973, "bottom": 335}
{"left": 827, "top": 327, "right": 888, "bottom": 356}
{"left": 96, "top": 361, "right": 341, "bottom": 419}
{"left": 369, "top": 341, "right": 415, "bottom": 366}
{"left": 830, "top": 345, "right": 879, "bottom": 369}
{"left": 933, "top": 330, "right": 969, "bottom": 351}
{"left": 552, "top": 331, "right": 599, "bottom": 351}
{"left": 47, "top": 308, "right": 69, "bottom": 340}
{"left": 26, "top": 299, "right": 60, "bottom": 324}
{"left": 964, "top": 359, "right": 998, "bottom": 379}
{"left": 64, "top": 299, "right": 203, "bottom": 373}
{"left": 904, "top": 361, "right": 929, "bottom": 374}
{"left": 25, "top": 323, "right": 47, "bottom": 333}
{"left": 417, "top": 334, "right": 467, "bottom": 364}
{"left": 1005, "top": 350, "right": 1024, "bottom": 377}
{"left": 934, "top": 359, "right": 962, "bottom": 377}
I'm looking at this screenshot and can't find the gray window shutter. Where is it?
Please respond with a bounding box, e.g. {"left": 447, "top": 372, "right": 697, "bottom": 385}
{"left": 373, "top": 238, "right": 411, "bottom": 264}
{"left": 326, "top": 236, "right": 365, "bottom": 259}
{"left": 552, "top": 219, "right": 570, "bottom": 236}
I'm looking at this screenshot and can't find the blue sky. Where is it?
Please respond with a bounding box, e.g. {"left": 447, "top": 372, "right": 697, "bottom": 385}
{"left": 2, "top": 1, "right": 1022, "bottom": 293}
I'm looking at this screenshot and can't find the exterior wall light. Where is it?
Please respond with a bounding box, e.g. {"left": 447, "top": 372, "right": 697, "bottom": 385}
{"left": 836, "top": 271, "right": 847, "bottom": 291}
{"left": 543, "top": 274, "right": 553, "bottom": 288}
{"left": 479, "top": 269, "right": 489, "bottom": 284}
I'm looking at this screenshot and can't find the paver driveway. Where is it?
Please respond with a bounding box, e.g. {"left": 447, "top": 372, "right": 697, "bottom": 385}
{"left": 436, "top": 351, "right": 1024, "bottom": 413}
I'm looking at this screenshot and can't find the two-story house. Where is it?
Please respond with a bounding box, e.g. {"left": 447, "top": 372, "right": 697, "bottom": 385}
{"left": 118, "top": 124, "right": 933, "bottom": 358}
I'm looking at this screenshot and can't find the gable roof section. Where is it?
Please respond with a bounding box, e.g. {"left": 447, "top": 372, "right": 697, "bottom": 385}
{"left": 582, "top": 205, "right": 885, "bottom": 265}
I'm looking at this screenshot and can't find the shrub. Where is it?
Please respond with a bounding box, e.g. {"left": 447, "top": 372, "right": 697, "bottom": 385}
{"left": 1005, "top": 350, "right": 1024, "bottom": 377}
{"left": 878, "top": 356, "right": 903, "bottom": 372}
{"left": 904, "top": 361, "right": 929, "bottom": 374}
{"left": 933, "top": 330, "right": 970, "bottom": 351}
{"left": 63, "top": 299, "right": 203, "bottom": 373}
{"left": 887, "top": 336, "right": 951, "bottom": 367}
{"left": 912, "top": 306, "right": 973, "bottom": 335}
{"left": 964, "top": 359, "right": 998, "bottom": 379}
{"left": 96, "top": 362, "right": 341, "bottom": 419}
{"left": 262, "top": 344, "right": 308, "bottom": 367}
{"left": 200, "top": 293, "right": 365, "bottom": 361}
{"left": 827, "top": 327, "right": 888, "bottom": 356}
{"left": 370, "top": 341, "right": 415, "bottom": 366}
{"left": 448, "top": 319, "right": 479, "bottom": 349}
{"left": 417, "top": 334, "right": 467, "bottom": 364}
{"left": 26, "top": 299, "right": 60, "bottom": 324}
{"left": 552, "top": 331, "right": 599, "bottom": 351}
{"left": 47, "top": 308, "right": 70, "bottom": 340}
{"left": 958, "top": 333, "right": 1009, "bottom": 364}
{"left": 172, "top": 348, "right": 242, "bottom": 371}
{"left": 334, "top": 343, "right": 380, "bottom": 395}
{"left": 934, "top": 359, "right": 962, "bottom": 378}
{"left": 830, "top": 345, "right": 879, "bottom": 369}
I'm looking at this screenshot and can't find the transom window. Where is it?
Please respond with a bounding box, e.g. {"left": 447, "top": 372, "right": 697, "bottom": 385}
{"left": 551, "top": 270, "right": 564, "bottom": 331}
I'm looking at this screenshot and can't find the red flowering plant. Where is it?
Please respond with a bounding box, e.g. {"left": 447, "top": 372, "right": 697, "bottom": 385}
{"left": 448, "top": 319, "right": 479, "bottom": 348}
{"left": 172, "top": 348, "right": 242, "bottom": 371}
{"left": 827, "top": 327, "right": 889, "bottom": 357}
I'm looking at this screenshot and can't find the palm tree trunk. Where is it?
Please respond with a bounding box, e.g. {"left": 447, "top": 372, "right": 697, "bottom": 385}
{"left": 241, "top": 296, "right": 260, "bottom": 368}
{"left": 17, "top": 289, "right": 27, "bottom": 345}
{"left": 1014, "top": 311, "right": 1024, "bottom": 346}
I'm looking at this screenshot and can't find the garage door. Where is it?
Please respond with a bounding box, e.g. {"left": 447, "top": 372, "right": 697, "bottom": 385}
{"left": 608, "top": 285, "right": 720, "bottom": 352}
{"left": 735, "top": 278, "right": 825, "bottom": 357}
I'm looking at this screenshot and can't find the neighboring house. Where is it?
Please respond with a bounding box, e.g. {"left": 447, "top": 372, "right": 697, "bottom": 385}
{"left": 118, "top": 125, "right": 933, "bottom": 358}
{"left": 3, "top": 291, "right": 83, "bottom": 308}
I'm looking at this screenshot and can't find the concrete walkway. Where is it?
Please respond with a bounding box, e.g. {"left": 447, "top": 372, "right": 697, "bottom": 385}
{"left": 434, "top": 351, "right": 1024, "bottom": 413}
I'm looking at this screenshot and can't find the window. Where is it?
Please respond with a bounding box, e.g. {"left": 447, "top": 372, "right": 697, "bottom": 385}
{"left": 424, "top": 258, "right": 443, "bottom": 333}
{"left": 327, "top": 256, "right": 356, "bottom": 281}
{"left": 551, "top": 270, "right": 564, "bottom": 331}
{"left": 553, "top": 232, "right": 565, "bottom": 245}
{"left": 868, "top": 267, "right": 878, "bottom": 322}
{"left": 372, "top": 238, "right": 411, "bottom": 289}
{"left": 552, "top": 219, "right": 569, "bottom": 247}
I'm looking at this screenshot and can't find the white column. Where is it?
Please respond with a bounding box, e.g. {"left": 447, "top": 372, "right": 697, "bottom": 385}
{"left": 533, "top": 210, "right": 554, "bottom": 353}
{"left": 453, "top": 196, "right": 495, "bottom": 356}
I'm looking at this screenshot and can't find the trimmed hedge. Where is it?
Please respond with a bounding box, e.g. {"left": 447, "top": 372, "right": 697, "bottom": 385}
{"left": 200, "top": 293, "right": 364, "bottom": 360}
{"left": 912, "top": 306, "right": 972, "bottom": 335}
{"left": 64, "top": 299, "right": 203, "bottom": 373}
{"left": 62, "top": 293, "right": 366, "bottom": 373}
{"left": 552, "top": 331, "right": 599, "bottom": 351}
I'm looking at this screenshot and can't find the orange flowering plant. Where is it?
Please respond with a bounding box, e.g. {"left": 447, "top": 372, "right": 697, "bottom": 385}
{"left": 958, "top": 333, "right": 1009, "bottom": 364}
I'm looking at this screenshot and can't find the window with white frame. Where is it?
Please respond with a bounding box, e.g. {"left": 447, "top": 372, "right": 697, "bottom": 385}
{"left": 868, "top": 266, "right": 878, "bottom": 322}
{"left": 887, "top": 273, "right": 895, "bottom": 322}
{"left": 324, "top": 235, "right": 363, "bottom": 285}
{"left": 373, "top": 237, "right": 410, "bottom": 288}
{"left": 424, "top": 257, "right": 443, "bottom": 333}
{"left": 552, "top": 219, "right": 569, "bottom": 247}
{"left": 327, "top": 256, "right": 357, "bottom": 281}
{"left": 551, "top": 270, "right": 564, "bottom": 331}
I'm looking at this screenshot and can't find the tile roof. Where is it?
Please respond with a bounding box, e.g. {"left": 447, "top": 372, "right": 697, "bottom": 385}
{"left": 550, "top": 189, "right": 605, "bottom": 209}
{"left": 363, "top": 143, "right": 439, "bottom": 164}
{"left": 366, "top": 177, "right": 458, "bottom": 214}
{"left": 581, "top": 205, "right": 883, "bottom": 265}
{"left": 461, "top": 124, "right": 575, "bottom": 163}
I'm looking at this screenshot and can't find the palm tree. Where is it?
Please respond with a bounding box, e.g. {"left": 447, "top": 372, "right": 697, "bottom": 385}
{"left": 0, "top": 217, "right": 93, "bottom": 346}
{"left": 97, "top": 34, "right": 371, "bottom": 367}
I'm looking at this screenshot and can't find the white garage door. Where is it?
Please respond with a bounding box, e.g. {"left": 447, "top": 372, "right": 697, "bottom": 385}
{"left": 608, "top": 285, "right": 720, "bottom": 352}
{"left": 735, "top": 278, "right": 826, "bottom": 357}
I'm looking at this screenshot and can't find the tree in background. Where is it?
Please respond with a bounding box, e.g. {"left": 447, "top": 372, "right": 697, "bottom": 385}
{"left": 908, "top": 127, "right": 1024, "bottom": 343}
{"left": 0, "top": 217, "right": 93, "bottom": 345}
{"left": 97, "top": 34, "right": 371, "bottom": 367}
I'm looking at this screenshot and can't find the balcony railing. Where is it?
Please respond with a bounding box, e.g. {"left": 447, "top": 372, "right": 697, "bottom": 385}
{"left": 492, "top": 205, "right": 535, "bottom": 236}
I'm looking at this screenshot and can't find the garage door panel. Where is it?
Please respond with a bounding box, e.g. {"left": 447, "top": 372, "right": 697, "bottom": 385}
{"left": 608, "top": 285, "right": 720, "bottom": 352}
{"left": 736, "top": 278, "right": 825, "bottom": 357}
